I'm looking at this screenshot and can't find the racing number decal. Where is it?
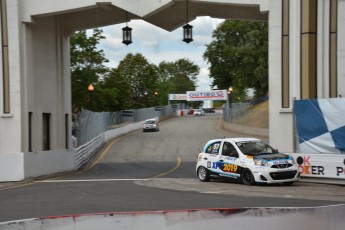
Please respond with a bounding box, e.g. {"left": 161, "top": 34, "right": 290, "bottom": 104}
{"left": 223, "top": 164, "right": 238, "bottom": 173}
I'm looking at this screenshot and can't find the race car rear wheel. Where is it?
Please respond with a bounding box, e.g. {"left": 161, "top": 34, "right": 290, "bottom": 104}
{"left": 197, "top": 166, "right": 210, "bottom": 182}
{"left": 241, "top": 169, "right": 255, "bottom": 185}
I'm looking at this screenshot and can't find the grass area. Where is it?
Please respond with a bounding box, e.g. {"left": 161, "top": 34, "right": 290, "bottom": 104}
{"left": 236, "top": 100, "right": 269, "bottom": 128}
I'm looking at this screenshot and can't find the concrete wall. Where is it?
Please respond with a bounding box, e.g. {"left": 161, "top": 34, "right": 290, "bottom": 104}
{"left": 0, "top": 153, "right": 24, "bottom": 181}
{"left": 24, "top": 16, "right": 72, "bottom": 152}
{"left": 268, "top": 1, "right": 345, "bottom": 152}
{"left": 221, "top": 120, "right": 269, "bottom": 140}
{"left": 0, "top": 0, "right": 23, "bottom": 155}
{"left": 268, "top": 0, "right": 294, "bottom": 152}
{"left": 339, "top": 1, "right": 345, "bottom": 93}
{"left": 24, "top": 149, "right": 76, "bottom": 179}
{"left": 0, "top": 149, "right": 75, "bottom": 182}
{"left": 1, "top": 205, "right": 344, "bottom": 230}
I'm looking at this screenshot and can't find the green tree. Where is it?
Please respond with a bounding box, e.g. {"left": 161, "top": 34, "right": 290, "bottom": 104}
{"left": 98, "top": 68, "right": 132, "bottom": 111}
{"left": 169, "top": 58, "right": 199, "bottom": 93}
{"left": 70, "top": 29, "right": 109, "bottom": 112}
{"left": 157, "top": 61, "right": 175, "bottom": 105}
{"left": 104, "top": 53, "right": 159, "bottom": 109}
{"left": 157, "top": 59, "right": 200, "bottom": 106}
{"left": 203, "top": 20, "right": 268, "bottom": 100}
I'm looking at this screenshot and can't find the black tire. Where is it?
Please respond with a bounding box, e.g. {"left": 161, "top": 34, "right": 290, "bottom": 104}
{"left": 283, "top": 181, "right": 295, "bottom": 185}
{"left": 241, "top": 169, "right": 255, "bottom": 185}
{"left": 197, "top": 166, "right": 210, "bottom": 182}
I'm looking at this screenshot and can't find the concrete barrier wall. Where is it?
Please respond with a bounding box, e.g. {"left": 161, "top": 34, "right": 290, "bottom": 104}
{"left": 0, "top": 149, "right": 76, "bottom": 182}
{"left": 0, "top": 153, "right": 24, "bottom": 181}
{"left": 104, "top": 121, "right": 145, "bottom": 143}
{"left": 0, "top": 118, "right": 156, "bottom": 182}
{"left": 221, "top": 120, "right": 269, "bottom": 139}
{"left": 24, "top": 149, "right": 76, "bottom": 178}
{"left": 1, "top": 205, "right": 344, "bottom": 230}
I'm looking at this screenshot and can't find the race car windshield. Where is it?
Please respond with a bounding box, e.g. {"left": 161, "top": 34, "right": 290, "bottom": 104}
{"left": 236, "top": 141, "right": 278, "bottom": 156}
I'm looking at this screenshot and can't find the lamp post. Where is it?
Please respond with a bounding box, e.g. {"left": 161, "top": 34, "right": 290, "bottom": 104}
{"left": 88, "top": 84, "right": 94, "bottom": 110}
{"left": 228, "top": 86, "right": 233, "bottom": 108}
{"left": 228, "top": 86, "right": 233, "bottom": 122}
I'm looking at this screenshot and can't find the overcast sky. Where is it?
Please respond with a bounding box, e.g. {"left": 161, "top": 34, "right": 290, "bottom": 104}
{"left": 98, "top": 17, "right": 224, "bottom": 91}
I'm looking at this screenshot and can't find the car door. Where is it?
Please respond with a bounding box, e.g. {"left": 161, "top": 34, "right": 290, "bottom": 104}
{"left": 217, "top": 141, "right": 241, "bottom": 178}
{"left": 202, "top": 141, "right": 222, "bottom": 174}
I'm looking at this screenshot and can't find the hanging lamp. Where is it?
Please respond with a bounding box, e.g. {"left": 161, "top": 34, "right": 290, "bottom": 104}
{"left": 183, "top": 0, "right": 193, "bottom": 43}
{"left": 122, "top": 12, "right": 132, "bottom": 45}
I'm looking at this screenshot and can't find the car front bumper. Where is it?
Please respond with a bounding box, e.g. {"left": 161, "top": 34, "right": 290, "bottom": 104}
{"left": 251, "top": 165, "right": 300, "bottom": 183}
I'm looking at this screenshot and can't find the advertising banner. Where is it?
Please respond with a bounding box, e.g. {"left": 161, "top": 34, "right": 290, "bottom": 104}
{"left": 294, "top": 98, "right": 345, "bottom": 154}
{"left": 169, "top": 94, "right": 187, "bottom": 101}
{"left": 186, "top": 90, "right": 227, "bottom": 101}
{"left": 290, "top": 153, "right": 345, "bottom": 179}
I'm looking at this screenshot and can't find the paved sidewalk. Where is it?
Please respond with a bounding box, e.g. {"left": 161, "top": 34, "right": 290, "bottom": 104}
{"left": 300, "top": 177, "right": 345, "bottom": 186}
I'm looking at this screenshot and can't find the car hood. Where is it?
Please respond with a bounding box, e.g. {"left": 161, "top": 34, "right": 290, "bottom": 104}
{"left": 253, "top": 153, "right": 290, "bottom": 161}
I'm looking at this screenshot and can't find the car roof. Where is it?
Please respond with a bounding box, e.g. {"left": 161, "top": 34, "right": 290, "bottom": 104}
{"left": 145, "top": 119, "right": 156, "bottom": 121}
{"left": 205, "top": 137, "right": 260, "bottom": 144}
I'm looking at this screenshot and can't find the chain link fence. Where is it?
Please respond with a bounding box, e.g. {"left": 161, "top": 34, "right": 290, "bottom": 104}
{"left": 223, "top": 97, "right": 269, "bottom": 128}
{"left": 223, "top": 103, "right": 251, "bottom": 123}
{"left": 73, "top": 105, "right": 180, "bottom": 147}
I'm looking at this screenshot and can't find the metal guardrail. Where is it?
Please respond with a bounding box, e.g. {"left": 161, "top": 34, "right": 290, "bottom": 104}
{"left": 75, "top": 133, "right": 105, "bottom": 169}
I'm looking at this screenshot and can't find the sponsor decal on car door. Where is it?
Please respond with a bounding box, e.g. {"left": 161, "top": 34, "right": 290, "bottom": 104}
{"left": 216, "top": 142, "right": 241, "bottom": 178}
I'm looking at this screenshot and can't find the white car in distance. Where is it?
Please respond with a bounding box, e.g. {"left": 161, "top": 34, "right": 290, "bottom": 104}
{"left": 194, "top": 109, "right": 205, "bottom": 116}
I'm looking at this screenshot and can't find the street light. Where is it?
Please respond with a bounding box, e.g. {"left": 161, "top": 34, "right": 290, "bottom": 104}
{"left": 228, "top": 87, "right": 233, "bottom": 123}
{"left": 228, "top": 86, "right": 233, "bottom": 108}
{"left": 88, "top": 84, "right": 94, "bottom": 110}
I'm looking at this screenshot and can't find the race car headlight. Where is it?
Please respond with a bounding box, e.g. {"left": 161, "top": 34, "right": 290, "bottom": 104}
{"left": 254, "top": 159, "right": 270, "bottom": 166}
{"left": 290, "top": 157, "right": 296, "bottom": 164}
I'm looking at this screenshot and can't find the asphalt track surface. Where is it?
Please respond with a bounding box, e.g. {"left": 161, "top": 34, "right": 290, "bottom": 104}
{"left": 0, "top": 114, "right": 344, "bottom": 222}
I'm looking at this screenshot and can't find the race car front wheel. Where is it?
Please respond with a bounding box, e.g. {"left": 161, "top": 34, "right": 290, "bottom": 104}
{"left": 197, "top": 166, "right": 210, "bottom": 182}
{"left": 241, "top": 168, "right": 255, "bottom": 185}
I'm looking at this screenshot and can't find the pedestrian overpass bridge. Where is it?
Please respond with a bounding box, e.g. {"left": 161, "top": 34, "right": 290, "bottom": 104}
{"left": 1, "top": 0, "right": 344, "bottom": 182}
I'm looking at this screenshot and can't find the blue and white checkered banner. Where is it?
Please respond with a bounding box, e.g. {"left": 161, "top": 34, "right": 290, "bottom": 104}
{"left": 294, "top": 98, "right": 345, "bottom": 154}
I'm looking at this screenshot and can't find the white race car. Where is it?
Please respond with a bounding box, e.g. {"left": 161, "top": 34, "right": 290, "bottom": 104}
{"left": 196, "top": 138, "right": 300, "bottom": 185}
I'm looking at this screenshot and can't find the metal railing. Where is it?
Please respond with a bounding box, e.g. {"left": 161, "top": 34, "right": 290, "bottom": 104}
{"left": 74, "top": 104, "right": 180, "bottom": 147}
{"left": 223, "top": 103, "right": 251, "bottom": 123}
{"left": 223, "top": 98, "right": 269, "bottom": 127}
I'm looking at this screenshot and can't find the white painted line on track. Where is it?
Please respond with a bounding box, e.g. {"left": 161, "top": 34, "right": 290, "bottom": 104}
{"left": 40, "top": 179, "right": 149, "bottom": 183}
{"left": 201, "top": 191, "right": 230, "bottom": 194}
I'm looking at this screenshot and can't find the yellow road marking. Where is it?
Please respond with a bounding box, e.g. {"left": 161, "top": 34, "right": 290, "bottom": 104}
{"left": 0, "top": 129, "right": 182, "bottom": 189}
{"left": 0, "top": 181, "right": 39, "bottom": 191}
{"left": 84, "top": 131, "right": 140, "bottom": 171}
{"left": 148, "top": 157, "right": 182, "bottom": 179}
